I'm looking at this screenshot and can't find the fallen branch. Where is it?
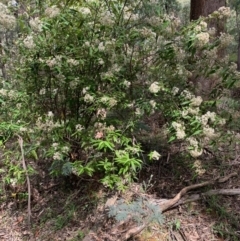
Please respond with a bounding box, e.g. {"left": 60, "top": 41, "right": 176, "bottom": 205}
{"left": 172, "top": 188, "right": 240, "bottom": 208}
{"left": 159, "top": 172, "right": 238, "bottom": 212}
{"left": 17, "top": 135, "right": 31, "bottom": 228}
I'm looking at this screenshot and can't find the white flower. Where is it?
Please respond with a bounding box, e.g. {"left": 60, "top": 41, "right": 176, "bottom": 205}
{"left": 39, "top": 88, "right": 46, "bottom": 95}
{"left": 52, "top": 143, "right": 59, "bottom": 149}
{"left": 176, "top": 129, "right": 186, "bottom": 139}
{"left": 107, "top": 125, "right": 115, "bottom": 132}
{"left": 187, "top": 137, "right": 198, "bottom": 147}
{"left": 205, "top": 111, "right": 216, "bottom": 122}
{"left": 98, "top": 58, "right": 104, "bottom": 65}
{"left": 181, "top": 90, "right": 194, "bottom": 99}
{"left": 29, "top": 17, "right": 42, "bottom": 32}
{"left": 188, "top": 107, "right": 200, "bottom": 115}
{"left": 149, "top": 82, "right": 161, "bottom": 94}
{"left": 45, "top": 5, "right": 60, "bottom": 18}
{"left": 218, "top": 6, "right": 231, "bottom": 18}
{"left": 172, "top": 87, "right": 179, "bottom": 95}
{"left": 99, "top": 11, "right": 115, "bottom": 26}
{"left": 218, "top": 118, "right": 226, "bottom": 126}
{"left": 46, "top": 58, "right": 57, "bottom": 68}
{"left": 190, "top": 96, "right": 203, "bottom": 107}
{"left": 48, "top": 111, "right": 54, "bottom": 118}
{"left": 97, "top": 108, "right": 107, "bottom": 119}
{"left": 0, "top": 88, "right": 7, "bottom": 96}
{"left": 109, "top": 98, "right": 117, "bottom": 107}
{"left": 53, "top": 152, "right": 62, "bottom": 160}
{"left": 203, "top": 126, "right": 217, "bottom": 139}
{"left": 62, "top": 146, "right": 69, "bottom": 153}
{"left": 196, "top": 32, "right": 210, "bottom": 47}
{"left": 84, "top": 93, "right": 94, "bottom": 103}
{"left": 193, "top": 159, "right": 206, "bottom": 176}
{"left": 189, "top": 148, "right": 203, "bottom": 158}
{"left": 67, "top": 58, "right": 78, "bottom": 66}
{"left": 23, "top": 35, "right": 35, "bottom": 49}
{"left": 79, "top": 7, "right": 91, "bottom": 15}
{"left": 76, "top": 124, "right": 84, "bottom": 131}
{"left": 150, "top": 100, "right": 156, "bottom": 109}
{"left": 123, "top": 80, "right": 131, "bottom": 88}
{"left": 172, "top": 122, "right": 186, "bottom": 139}
{"left": 0, "top": 3, "right": 8, "bottom": 14}
{"left": 0, "top": 14, "right": 16, "bottom": 30}
{"left": 98, "top": 42, "right": 105, "bottom": 51}
{"left": 82, "top": 87, "right": 89, "bottom": 94}
{"left": 181, "top": 109, "right": 188, "bottom": 117}
{"left": 199, "top": 21, "right": 207, "bottom": 31}
{"left": 151, "top": 150, "right": 161, "bottom": 160}
{"left": 135, "top": 108, "right": 142, "bottom": 115}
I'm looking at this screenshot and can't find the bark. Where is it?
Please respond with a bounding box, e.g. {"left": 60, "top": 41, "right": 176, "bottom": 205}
{"left": 190, "top": 0, "right": 227, "bottom": 99}
{"left": 190, "top": 0, "right": 226, "bottom": 35}
{"left": 191, "top": 0, "right": 226, "bottom": 19}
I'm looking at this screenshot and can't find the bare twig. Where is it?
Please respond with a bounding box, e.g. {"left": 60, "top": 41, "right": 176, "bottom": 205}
{"left": 172, "top": 189, "right": 240, "bottom": 208}
{"left": 17, "top": 135, "right": 31, "bottom": 228}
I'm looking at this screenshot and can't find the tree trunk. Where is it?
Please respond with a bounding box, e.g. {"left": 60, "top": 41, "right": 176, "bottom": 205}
{"left": 190, "top": 0, "right": 226, "bottom": 35}
{"left": 190, "top": 0, "right": 227, "bottom": 99}
{"left": 191, "top": 0, "right": 226, "bottom": 19}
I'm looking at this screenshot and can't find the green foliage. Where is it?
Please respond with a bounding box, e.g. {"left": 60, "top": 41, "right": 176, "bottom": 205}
{"left": 0, "top": 0, "right": 239, "bottom": 190}
{"left": 108, "top": 197, "right": 164, "bottom": 225}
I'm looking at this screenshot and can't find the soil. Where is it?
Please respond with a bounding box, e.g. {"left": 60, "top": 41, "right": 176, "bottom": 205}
{"left": 0, "top": 152, "right": 239, "bottom": 241}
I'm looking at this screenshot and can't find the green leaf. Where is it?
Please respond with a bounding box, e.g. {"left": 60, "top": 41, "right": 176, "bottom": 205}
{"left": 168, "top": 136, "right": 176, "bottom": 143}
{"left": 192, "top": 130, "right": 202, "bottom": 136}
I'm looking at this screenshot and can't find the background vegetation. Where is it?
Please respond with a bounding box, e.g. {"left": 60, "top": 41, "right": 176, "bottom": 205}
{"left": 0, "top": 0, "right": 240, "bottom": 240}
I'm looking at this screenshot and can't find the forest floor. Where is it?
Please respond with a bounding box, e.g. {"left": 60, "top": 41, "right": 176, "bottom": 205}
{"left": 0, "top": 151, "right": 240, "bottom": 241}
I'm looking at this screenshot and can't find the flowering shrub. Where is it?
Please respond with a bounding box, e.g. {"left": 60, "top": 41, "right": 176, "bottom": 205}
{"left": 0, "top": 1, "right": 239, "bottom": 188}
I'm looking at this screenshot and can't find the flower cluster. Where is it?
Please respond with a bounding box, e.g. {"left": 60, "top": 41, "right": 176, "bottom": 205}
{"left": 78, "top": 7, "right": 91, "bottom": 15}
{"left": 172, "top": 122, "right": 186, "bottom": 139}
{"left": 150, "top": 150, "right": 161, "bottom": 160}
{"left": 94, "top": 122, "right": 115, "bottom": 139}
{"left": 66, "top": 58, "right": 79, "bottom": 66}
{"left": 51, "top": 142, "right": 70, "bottom": 161}
{"left": 0, "top": 88, "right": 18, "bottom": 99}
{"left": 149, "top": 82, "right": 161, "bottom": 94}
{"left": 29, "top": 17, "right": 43, "bottom": 32}
{"left": 193, "top": 159, "right": 206, "bottom": 176}
{"left": 99, "top": 10, "right": 115, "bottom": 26}
{"left": 84, "top": 93, "right": 94, "bottom": 103}
{"left": 0, "top": 3, "right": 16, "bottom": 30}
{"left": 97, "top": 108, "right": 107, "bottom": 120}
{"left": 219, "top": 33, "right": 234, "bottom": 47}
{"left": 217, "top": 6, "right": 231, "bottom": 18}
{"left": 23, "top": 35, "right": 36, "bottom": 49}
{"left": 45, "top": 5, "right": 60, "bottom": 18}
{"left": 100, "top": 96, "right": 117, "bottom": 107}
{"left": 190, "top": 96, "right": 203, "bottom": 107}
{"left": 187, "top": 137, "right": 203, "bottom": 158}
{"left": 195, "top": 32, "right": 210, "bottom": 47}
{"left": 36, "top": 112, "right": 62, "bottom": 132}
